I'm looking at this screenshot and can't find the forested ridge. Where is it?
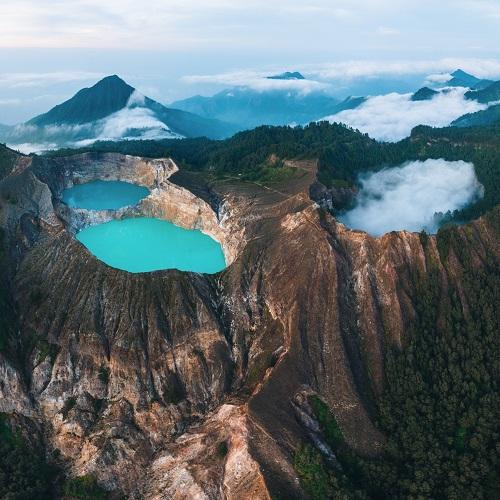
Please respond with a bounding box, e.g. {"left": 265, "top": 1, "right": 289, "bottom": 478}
{"left": 295, "top": 208, "right": 500, "bottom": 499}
{"left": 47, "top": 121, "right": 500, "bottom": 223}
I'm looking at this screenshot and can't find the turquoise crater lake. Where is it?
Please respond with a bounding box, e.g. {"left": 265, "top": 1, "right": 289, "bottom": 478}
{"left": 76, "top": 217, "right": 226, "bottom": 274}
{"left": 62, "top": 180, "right": 150, "bottom": 210}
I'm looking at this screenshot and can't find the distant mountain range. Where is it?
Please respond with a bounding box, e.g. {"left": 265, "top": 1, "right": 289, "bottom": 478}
{"left": 267, "top": 71, "right": 305, "bottom": 80}
{"left": 411, "top": 87, "right": 438, "bottom": 101}
{"left": 171, "top": 87, "right": 341, "bottom": 130}
{"left": 451, "top": 75, "right": 500, "bottom": 127}
{"left": 0, "top": 76, "right": 239, "bottom": 152}
{"left": 464, "top": 80, "right": 500, "bottom": 103}
{"left": 452, "top": 104, "right": 500, "bottom": 127}
{"left": 170, "top": 72, "right": 342, "bottom": 130}
{"left": 445, "top": 69, "right": 493, "bottom": 90}
{"left": 2, "top": 69, "right": 500, "bottom": 153}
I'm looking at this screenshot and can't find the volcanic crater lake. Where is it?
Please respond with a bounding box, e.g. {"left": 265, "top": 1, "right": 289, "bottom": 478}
{"left": 76, "top": 217, "right": 227, "bottom": 274}
{"left": 62, "top": 180, "right": 150, "bottom": 210}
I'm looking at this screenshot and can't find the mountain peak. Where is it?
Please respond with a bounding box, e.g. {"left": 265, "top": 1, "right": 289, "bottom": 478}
{"left": 91, "top": 74, "right": 134, "bottom": 92}
{"left": 411, "top": 86, "right": 438, "bottom": 101}
{"left": 447, "top": 69, "right": 493, "bottom": 90}
{"left": 451, "top": 69, "right": 476, "bottom": 79}
{"left": 28, "top": 75, "right": 135, "bottom": 126}
{"left": 267, "top": 71, "right": 305, "bottom": 80}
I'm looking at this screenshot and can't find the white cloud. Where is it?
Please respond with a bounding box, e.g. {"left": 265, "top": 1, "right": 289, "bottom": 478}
{"left": 323, "top": 87, "right": 487, "bottom": 142}
{"left": 0, "top": 98, "right": 22, "bottom": 106}
{"left": 376, "top": 26, "right": 400, "bottom": 36}
{"left": 126, "top": 90, "right": 147, "bottom": 107}
{"left": 7, "top": 142, "right": 59, "bottom": 154}
{"left": 425, "top": 73, "right": 453, "bottom": 85}
{"left": 6, "top": 94, "right": 181, "bottom": 153}
{"left": 0, "top": 71, "right": 105, "bottom": 88}
{"left": 339, "top": 159, "right": 483, "bottom": 236}
{"left": 99, "top": 106, "right": 177, "bottom": 140}
{"left": 306, "top": 58, "right": 500, "bottom": 80}
{"left": 183, "top": 70, "right": 330, "bottom": 94}
{"left": 461, "top": 0, "right": 500, "bottom": 19}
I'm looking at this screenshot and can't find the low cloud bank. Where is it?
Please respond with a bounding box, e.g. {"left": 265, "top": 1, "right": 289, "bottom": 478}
{"left": 323, "top": 87, "right": 486, "bottom": 142}
{"left": 7, "top": 91, "right": 180, "bottom": 154}
{"left": 183, "top": 70, "right": 330, "bottom": 94}
{"left": 339, "top": 159, "right": 483, "bottom": 236}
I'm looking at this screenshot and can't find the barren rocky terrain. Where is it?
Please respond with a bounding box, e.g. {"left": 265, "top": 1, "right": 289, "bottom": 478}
{"left": 0, "top": 151, "right": 498, "bottom": 498}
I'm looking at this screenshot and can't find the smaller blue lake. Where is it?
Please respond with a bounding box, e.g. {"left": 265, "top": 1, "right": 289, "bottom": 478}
{"left": 76, "top": 217, "right": 226, "bottom": 274}
{"left": 62, "top": 180, "right": 150, "bottom": 210}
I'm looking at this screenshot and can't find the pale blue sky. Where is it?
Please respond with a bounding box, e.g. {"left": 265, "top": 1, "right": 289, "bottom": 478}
{"left": 1, "top": 0, "right": 500, "bottom": 123}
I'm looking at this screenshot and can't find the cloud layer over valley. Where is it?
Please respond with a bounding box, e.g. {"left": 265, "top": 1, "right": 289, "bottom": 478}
{"left": 323, "top": 88, "right": 487, "bottom": 142}
{"left": 339, "top": 159, "right": 483, "bottom": 236}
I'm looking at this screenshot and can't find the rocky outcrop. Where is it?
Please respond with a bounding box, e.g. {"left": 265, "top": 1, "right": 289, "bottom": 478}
{"left": 0, "top": 152, "right": 497, "bottom": 498}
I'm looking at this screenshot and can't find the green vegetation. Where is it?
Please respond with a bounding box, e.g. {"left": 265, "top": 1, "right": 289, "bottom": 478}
{"left": 309, "top": 396, "right": 344, "bottom": 449}
{"left": 2, "top": 117, "right": 499, "bottom": 499}
{"left": 362, "top": 226, "right": 499, "bottom": 498}
{"left": 217, "top": 440, "right": 229, "bottom": 458}
{"left": 452, "top": 103, "right": 500, "bottom": 128}
{"left": 46, "top": 121, "right": 500, "bottom": 225}
{"left": 0, "top": 414, "right": 58, "bottom": 499}
{"left": 0, "top": 144, "right": 17, "bottom": 180}
{"left": 63, "top": 474, "right": 108, "bottom": 499}
{"left": 295, "top": 214, "right": 500, "bottom": 499}
{"left": 294, "top": 444, "right": 365, "bottom": 500}
{"left": 465, "top": 80, "right": 500, "bottom": 103}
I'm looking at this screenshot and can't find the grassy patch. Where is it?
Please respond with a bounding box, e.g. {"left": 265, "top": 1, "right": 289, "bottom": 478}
{"left": 308, "top": 395, "right": 344, "bottom": 449}
{"left": 63, "top": 475, "right": 108, "bottom": 500}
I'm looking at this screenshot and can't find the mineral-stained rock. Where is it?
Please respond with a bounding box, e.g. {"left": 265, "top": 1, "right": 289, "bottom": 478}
{"left": 0, "top": 152, "right": 497, "bottom": 498}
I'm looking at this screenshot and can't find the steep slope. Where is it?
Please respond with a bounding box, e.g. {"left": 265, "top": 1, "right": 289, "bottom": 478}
{"left": 28, "top": 75, "right": 135, "bottom": 126}
{"left": 0, "top": 138, "right": 498, "bottom": 499}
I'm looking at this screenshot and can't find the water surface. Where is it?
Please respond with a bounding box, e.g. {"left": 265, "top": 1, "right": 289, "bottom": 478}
{"left": 76, "top": 217, "right": 226, "bottom": 274}
{"left": 62, "top": 180, "right": 149, "bottom": 210}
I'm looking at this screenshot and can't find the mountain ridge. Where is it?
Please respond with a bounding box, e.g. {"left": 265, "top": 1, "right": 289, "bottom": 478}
{"left": 1, "top": 76, "right": 240, "bottom": 151}
{"left": 28, "top": 75, "right": 135, "bottom": 126}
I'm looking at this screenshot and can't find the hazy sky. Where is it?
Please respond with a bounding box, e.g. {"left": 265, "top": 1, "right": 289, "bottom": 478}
{"left": 1, "top": 0, "right": 500, "bottom": 123}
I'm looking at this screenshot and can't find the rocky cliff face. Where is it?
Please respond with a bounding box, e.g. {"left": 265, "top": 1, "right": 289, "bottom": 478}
{"left": 0, "top": 152, "right": 497, "bottom": 498}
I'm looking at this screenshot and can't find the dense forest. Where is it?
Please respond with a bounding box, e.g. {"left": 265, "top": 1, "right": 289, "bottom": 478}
{"left": 295, "top": 208, "right": 500, "bottom": 499}
{"left": 47, "top": 121, "right": 500, "bottom": 224}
